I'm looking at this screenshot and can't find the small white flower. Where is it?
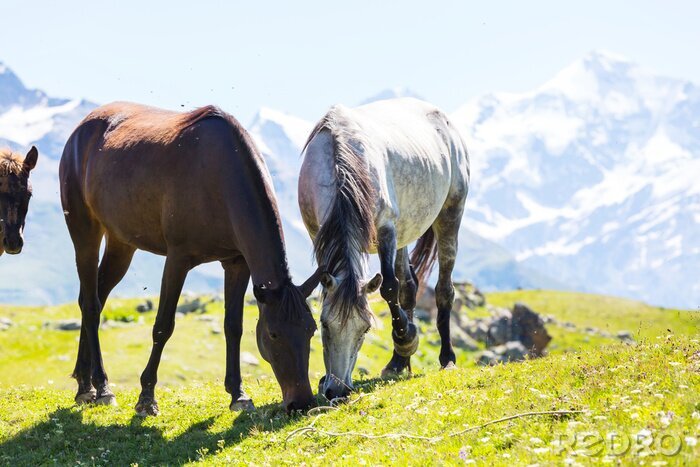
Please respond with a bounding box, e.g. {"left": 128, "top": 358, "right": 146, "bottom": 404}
{"left": 533, "top": 447, "right": 550, "bottom": 454}
{"left": 685, "top": 436, "right": 697, "bottom": 447}
{"left": 630, "top": 413, "right": 639, "bottom": 419}
{"left": 668, "top": 361, "right": 681, "bottom": 366}
{"left": 530, "top": 437, "right": 544, "bottom": 445}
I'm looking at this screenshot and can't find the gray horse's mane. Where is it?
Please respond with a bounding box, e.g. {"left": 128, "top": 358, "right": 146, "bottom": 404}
{"left": 303, "top": 107, "right": 376, "bottom": 325}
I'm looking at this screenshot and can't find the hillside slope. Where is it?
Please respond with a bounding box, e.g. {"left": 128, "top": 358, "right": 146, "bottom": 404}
{"left": 0, "top": 291, "right": 698, "bottom": 464}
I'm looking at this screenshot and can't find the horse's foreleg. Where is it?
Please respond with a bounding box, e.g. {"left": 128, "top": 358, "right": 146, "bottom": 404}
{"left": 378, "top": 229, "right": 418, "bottom": 378}
{"left": 221, "top": 257, "right": 254, "bottom": 412}
{"left": 68, "top": 218, "right": 113, "bottom": 405}
{"left": 136, "top": 254, "right": 191, "bottom": 416}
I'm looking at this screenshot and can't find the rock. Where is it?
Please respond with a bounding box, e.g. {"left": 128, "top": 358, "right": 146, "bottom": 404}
{"left": 53, "top": 319, "right": 81, "bottom": 331}
{"left": 454, "top": 281, "right": 486, "bottom": 309}
{"left": 415, "top": 286, "right": 437, "bottom": 318}
{"left": 197, "top": 315, "right": 216, "bottom": 322}
{"left": 467, "top": 321, "right": 490, "bottom": 344}
{"left": 617, "top": 330, "right": 635, "bottom": 344}
{"left": 210, "top": 325, "right": 222, "bottom": 335}
{"left": 511, "top": 303, "right": 552, "bottom": 356}
{"left": 414, "top": 309, "right": 431, "bottom": 323}
{"left": 476, "top": 350, "right": 501, "bottom": 366}
{"left": 493, "top": 341, "right": 528, "bottom": 362}
{"left": 451, "top": 326, "right": 480, "bottom": 351}
{"left": 0, "top": 317, "right": 12, "bottom": 331}
{"left": 241, "top": 351, "right": 259, "bottom": 366}
{"left": 177, "top": 298, "right": 203, "bottom": 315}
{"left": 136, "top": 299, "right": 154, "bottom": 313}
{"left": 487, "top": 316, "right": 512, "bottom": 346}
{"left": 543, "top": 314, "right": 557, "bottom": 324}
{"left": 209, "top": 294, "right": 224, "bottom": 303}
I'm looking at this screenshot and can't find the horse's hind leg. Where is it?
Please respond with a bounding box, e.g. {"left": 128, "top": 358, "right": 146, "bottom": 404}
{"left": 221, "top": 257, "right": 253, "bottom": 411}
{"left": 378, "top": 229, "right": 419, "bottom": 378}
{"left": 97, "top": 234, "right": 136, "bottom": 307}
{"left": 433, "top": 200, "right": 465, "bottom": 369}
{"left": 135, "top": 253, "right": 191, "bottom": 416}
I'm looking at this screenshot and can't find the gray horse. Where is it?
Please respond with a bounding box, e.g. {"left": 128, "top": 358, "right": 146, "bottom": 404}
{"left": 299, "top": 98, "right": 470, "bottom": 399}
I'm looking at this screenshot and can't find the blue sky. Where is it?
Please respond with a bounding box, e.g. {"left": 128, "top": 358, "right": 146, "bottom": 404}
{"left": 2, "top": 1, "right": 699, "bottom": 123}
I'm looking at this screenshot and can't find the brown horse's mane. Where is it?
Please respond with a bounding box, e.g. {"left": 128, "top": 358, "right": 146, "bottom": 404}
{"left": 303, "top": 107, "right": 376, "bottom": 325}
{"left": 0, "top": 148, "right": 24, "bottom": 176}
{"left": 84, "top": 102, "right": 235, "bottom": 149}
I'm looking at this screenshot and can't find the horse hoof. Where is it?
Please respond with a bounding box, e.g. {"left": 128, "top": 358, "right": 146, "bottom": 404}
{"left": 95, "top": 393, "right": 118, "bottom": 406}
{"left": 230, "top": 397, "right": 255, "bottom": 412}
{"left": 441, "top": 361, "right": 457, "bottom": 370}
{"left": 381, "top": 366, "right": 406, "bottom": 379}
{"left": 75, "top": 389, "right": 97, "bottom": 405}
{"left": 135, "top": 398, "right": 159, "bottom": 417}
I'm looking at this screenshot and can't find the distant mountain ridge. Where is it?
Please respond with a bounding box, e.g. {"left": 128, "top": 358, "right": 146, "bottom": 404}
{"left": 1, "top": 52, "right": 697, "bottom": 308}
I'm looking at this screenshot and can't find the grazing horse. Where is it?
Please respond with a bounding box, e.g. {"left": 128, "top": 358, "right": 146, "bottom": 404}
{"left": 60, "top": 102, "right": 321, "bottom": 415}
{"left": 299, "top": 98, "right": 469, "bottom": 399}
{"left": 0, "top": 146, "right": 39, "bottom": 255}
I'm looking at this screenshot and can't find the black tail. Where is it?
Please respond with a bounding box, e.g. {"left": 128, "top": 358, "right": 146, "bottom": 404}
{"left": 410, "top": 227, "right": 438, "bottom": 287}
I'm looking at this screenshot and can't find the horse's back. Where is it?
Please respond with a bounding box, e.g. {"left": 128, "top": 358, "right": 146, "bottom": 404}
{"left": 60, "top": 102, "right": 259, "bottom": 256}
{"left": 328, "top": 98, "right": 469, "bottom": 247}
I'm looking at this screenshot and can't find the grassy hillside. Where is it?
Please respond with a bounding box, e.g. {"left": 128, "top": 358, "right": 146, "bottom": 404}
{"left": 0, "top": 291, "right": 698, "bottom": 465}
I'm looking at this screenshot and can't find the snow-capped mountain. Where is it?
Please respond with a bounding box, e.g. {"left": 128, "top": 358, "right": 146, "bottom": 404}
{"left": 452, "top": 50, "right": 700, "bottom": 308}
{"left": 2, "top": 51, "right": 696, "bottom": 308}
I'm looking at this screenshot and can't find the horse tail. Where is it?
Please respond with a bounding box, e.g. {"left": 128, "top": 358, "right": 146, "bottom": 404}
{"left": 410, "top": 227, "right": 438, "bottom": 287}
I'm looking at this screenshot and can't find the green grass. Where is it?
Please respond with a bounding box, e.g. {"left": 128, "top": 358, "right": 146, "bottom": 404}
{"left": 0, "top": 290, "right": 698, "bottom": 465}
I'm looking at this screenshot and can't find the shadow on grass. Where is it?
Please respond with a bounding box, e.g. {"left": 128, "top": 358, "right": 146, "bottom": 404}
{"left": 0, "top": 374, "right": 420, "bottom": 465}
{"left": 0, "top": 399, "right": 299, "bottom": 466}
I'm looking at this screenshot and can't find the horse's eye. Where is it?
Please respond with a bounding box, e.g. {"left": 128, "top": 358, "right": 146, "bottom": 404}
{"left": 269, "top": 331, "right": 278, "bottom": 340}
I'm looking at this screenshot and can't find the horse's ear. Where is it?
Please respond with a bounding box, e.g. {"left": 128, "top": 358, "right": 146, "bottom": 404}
{"left": 23, "top": 146, "right": 38, "bottom": 172}
{"left": 363, "top": 273, "right": 382, "bottom": 294}
{"left": 253, "top": 284, "right": 267, "bottom": 304}
{"left": 320, "top": 272, "right": 338, "bottom": 291}
{"left": 299, "top": 267, "right": 323, "bottom": 298}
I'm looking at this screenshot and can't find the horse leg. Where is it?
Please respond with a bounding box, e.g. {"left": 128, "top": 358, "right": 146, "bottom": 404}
{"left": 378, "top": 228, "right": 419, "bottom": 378}
{"left": 392, "top": 247, "right": 419, "bottom": 373}
{"left": 221, "top": 257, "right": 254, "bottom": 411}
{"left": 135, "top": 254, "right": 191, "bottom": 416}
{"left": 97, "top": 235, "right": 136, "bottom": 307}
{"left": 72, "top": 235, "right": 135, "bottom": 405}
{"left": 67, "top": 219, "right": 114, "bottom": 405}
{"left": 434, "top": 201, "right": 465, "bottom": 369}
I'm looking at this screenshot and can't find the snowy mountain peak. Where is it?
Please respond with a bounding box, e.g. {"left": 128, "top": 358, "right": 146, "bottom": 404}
{"left": 249, "top": 107, "right": 312, "bottom": 153}
{"left": 360, "top": 87, "right": 424, "bottom": 105}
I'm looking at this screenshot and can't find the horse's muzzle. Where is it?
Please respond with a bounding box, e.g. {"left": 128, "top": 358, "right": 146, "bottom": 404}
{"left": 2, "top": 235, "right": 23, "bottom": 254}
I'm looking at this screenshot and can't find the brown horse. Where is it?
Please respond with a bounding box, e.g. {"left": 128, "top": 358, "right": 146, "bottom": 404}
{"left": 0, "top": 146, "right": 39, "bottom": 255}
{"left": 60, "top": 102, "right": 321, "bottom": 415}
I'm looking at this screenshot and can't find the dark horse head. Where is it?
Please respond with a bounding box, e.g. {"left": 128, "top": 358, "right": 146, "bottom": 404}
{"left": 0, "top": 146, "right": 38, "bottom": 255}
{"left": 254, "top": 272, "right": 321, "bottom": 411}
